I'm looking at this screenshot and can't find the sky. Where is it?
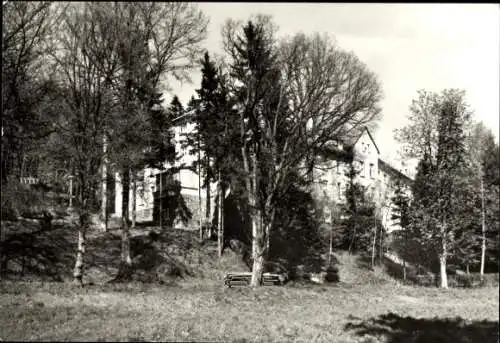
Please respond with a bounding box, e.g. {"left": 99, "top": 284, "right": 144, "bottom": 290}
{"left": 166, "top": 3, "right": 500, "bottom": 167}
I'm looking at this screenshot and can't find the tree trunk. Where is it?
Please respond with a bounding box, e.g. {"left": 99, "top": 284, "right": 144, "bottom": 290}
{"left": 117, "top": 168, "right": 132, "bottom": 279}
{"left": 198, "top": 140, "right": 203, "bottom": 242}
{"left": 131, "top": 173, "right": 136, "bottom": 229}
{"left": 251, "top": 217, "right": 264, "bottom": 287}
{"left": 69, "top": 176, "right": 74, "bottom": 208}
{"left": 403, "top": 259, "right": 406, "bottom": 283}
{"left": 439, "top": 239, "right": 448, "bottom": 288}
{"left": 264, "top": 199, "right": 275, "bottom": 255}
{"left": 480, "top": 178, "right": 486, "bottom": 280}
{"left": 403, "top": 227, "right": 407, "bottom": 282}
{"left": 121, "top": 216, "right": 132, "bottom": 265}
{"left": 371, "top": 221, "right": 377, "bottom": 269}
{"left": 217, "top": 169, "right": 223, "bottom": 258}
{"left": 379, "top": 223, "right": 384, "bottom": 261}
{"left": 159, "top": 171, "right": 163, "bottom": 231}
{"left": 205, "top": 155, "right": 211, "bottom": 237}
{"left": 101, "top": 134, "right": 108, "bottom": 232}
{"left": 249, "top": 149, "right": 265, "bottom": 287}
{"left": 73, "top": 212, "right": 87, "bottom": 286}
{"left": 328, "top": 221, "right": 333, "bottom": 265}
{"left": 250, "top": 151, "right": 258, "bottom": 260}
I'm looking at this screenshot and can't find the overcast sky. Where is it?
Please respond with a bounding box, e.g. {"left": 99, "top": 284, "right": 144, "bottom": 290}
{"left": 167, "top": 3, "right": 499, "bottom": 165}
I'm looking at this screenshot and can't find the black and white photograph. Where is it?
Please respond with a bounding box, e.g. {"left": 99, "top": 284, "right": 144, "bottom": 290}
{"left": 1, "top": 2, "right": 499, "bottom": 342}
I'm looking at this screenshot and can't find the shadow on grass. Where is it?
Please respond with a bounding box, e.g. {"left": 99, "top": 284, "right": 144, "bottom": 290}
{"left": 382, "top": 256, "right": 437, "bottom": 287}
{"left": 1, "top": 218, "right": 201, "bottom": 284}
{"left": 88, "top": 228, "right": 199, "bottom": 283}
{"left": 1, "top": 220, "right": 75, "bottom": 281}
{"left": 345, "top": 312, "right": 499, "bottom": 343}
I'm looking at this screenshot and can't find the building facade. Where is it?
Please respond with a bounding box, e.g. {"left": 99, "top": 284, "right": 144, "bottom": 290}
{"left": 108, "top": 112, "right": 217, "bottom": 228}
{"left": 108, "top": 119, "right": 412, "bottom": 232}
{"left": 312, "top": 128, "right": 413, "bottom": 232}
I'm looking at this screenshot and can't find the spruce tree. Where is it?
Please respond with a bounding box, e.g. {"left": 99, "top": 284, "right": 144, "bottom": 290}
{"left": 391, "top": 179, "right": 411, "bottom": 281}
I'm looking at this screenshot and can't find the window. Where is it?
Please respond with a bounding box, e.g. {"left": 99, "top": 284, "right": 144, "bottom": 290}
{"left": 360, "top": 161, "right": 366, "bottom": 178}
{"left": 369, "top": 163, "right": 374, "bottom": 179}
{"left": 337, "top": 182, "right": 342, "bottom": 200}
{"left": 354, "top": 160, "right": 362, "bottom": 175}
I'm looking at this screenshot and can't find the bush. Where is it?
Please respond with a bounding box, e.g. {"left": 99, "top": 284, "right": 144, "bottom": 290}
{"left": 325, "top": 265, "right": 339, "bottom": 283}
{"left": 448, "top": 272, "right": 499, "bottom": 288}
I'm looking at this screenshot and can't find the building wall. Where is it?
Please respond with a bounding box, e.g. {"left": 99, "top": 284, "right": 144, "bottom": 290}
{"left": 110, "top": 118, "right": 217, "bottom": 227}
{"left": 312, "top": 130, "right": 412, "bottom": 233}
{"left": 109, "top": 123, "right": 412, "bottom": 232}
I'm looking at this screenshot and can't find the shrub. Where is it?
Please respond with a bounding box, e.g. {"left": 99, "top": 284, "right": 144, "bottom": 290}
{"left": 325, "top": 265, "right": 339, "bottom": 283}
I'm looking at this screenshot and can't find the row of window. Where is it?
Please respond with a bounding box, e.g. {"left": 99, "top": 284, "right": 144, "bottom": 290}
{"left": 318, "top": 160, "right": 379, "bottom": 184}
{"left": 353, "top": 160, "right": 376, "bottom": 179}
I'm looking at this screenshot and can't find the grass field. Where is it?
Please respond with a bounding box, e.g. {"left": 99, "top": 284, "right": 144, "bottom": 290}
{"left": 1, "top": 220, "right": 499, "bottom": 342}
{"left": 0, "top": 280, "right": 498, "bottom": 342}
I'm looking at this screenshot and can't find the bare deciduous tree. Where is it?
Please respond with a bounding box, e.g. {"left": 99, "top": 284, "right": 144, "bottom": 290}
{"left": 78, "top": 2, "right": 208, "bottom": 279}
{"left": 2, "top": 1, "right": 64, "bottom": 183}
{"left": 50, "top": 2, "right": 114, "bottom": 285}
{"left": 224, "top": 17, "right": 382, "bottom": 286}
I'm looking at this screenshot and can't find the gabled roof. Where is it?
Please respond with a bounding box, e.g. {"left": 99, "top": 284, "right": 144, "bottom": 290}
{"left": 348, "top": 127, "right": 380, "bottom": 155}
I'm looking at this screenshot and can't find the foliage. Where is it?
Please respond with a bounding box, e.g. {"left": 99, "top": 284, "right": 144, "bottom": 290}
{"left": 389, "top": 180, "right": 412, "bottom": 265}
{"left": 219, "top": 15, "right": 383, "bottom": 285}
{"left": 398, "top": 89, "right": 473, "bottom": 287}
{"left": 2, "top": 1, "right": 62, "bottom": 184}
{"left": 269, "top": 172, "right": 326, "bottom": 275}
{"left": 338, "top": 163, "right": 379, "bottom": 254}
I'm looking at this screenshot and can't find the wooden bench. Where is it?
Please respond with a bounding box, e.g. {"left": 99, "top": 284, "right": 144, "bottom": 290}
{"left": 224, "top": 272, "right": 285, "bottom": 287}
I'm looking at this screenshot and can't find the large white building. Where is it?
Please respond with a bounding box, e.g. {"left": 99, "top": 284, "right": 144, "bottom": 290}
{"left": 107, "top": 112, "right": 217, "bottom": 227}
{"left": 312, "top": 128, "right": 413, "bottom": 232}
{"left": 107, "top": 117, "right": 413, "bottom": 232}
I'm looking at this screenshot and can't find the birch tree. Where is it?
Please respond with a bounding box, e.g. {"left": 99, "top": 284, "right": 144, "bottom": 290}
{"left": 465, "top": 122, "right": 499, "bottom": 279}
{"left": 399, "top": 89, "right": 472, "bottom": 288}
{"left": 50, "top": 2, "right": 114, "bottom": 285}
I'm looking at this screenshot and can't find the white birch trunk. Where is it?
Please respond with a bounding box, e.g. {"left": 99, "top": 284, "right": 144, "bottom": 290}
{"left": 480, "top": 178, "right": 486, "bottom": 279}
{"left": 249, "top": 150, "right": 265, "bottom": 287}
{"left": 439, "top": 239, "right": 448, "bottom": 289}
{"left": 73, "top": 215, "right": 86, "bottom": 286}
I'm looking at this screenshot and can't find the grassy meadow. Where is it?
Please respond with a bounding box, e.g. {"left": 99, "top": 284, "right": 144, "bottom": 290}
{"left": 1, "top": 221, "right": 498, "bottom": 342}
{"left": 1, "top": 263, "right": 498, "bottom": 342}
